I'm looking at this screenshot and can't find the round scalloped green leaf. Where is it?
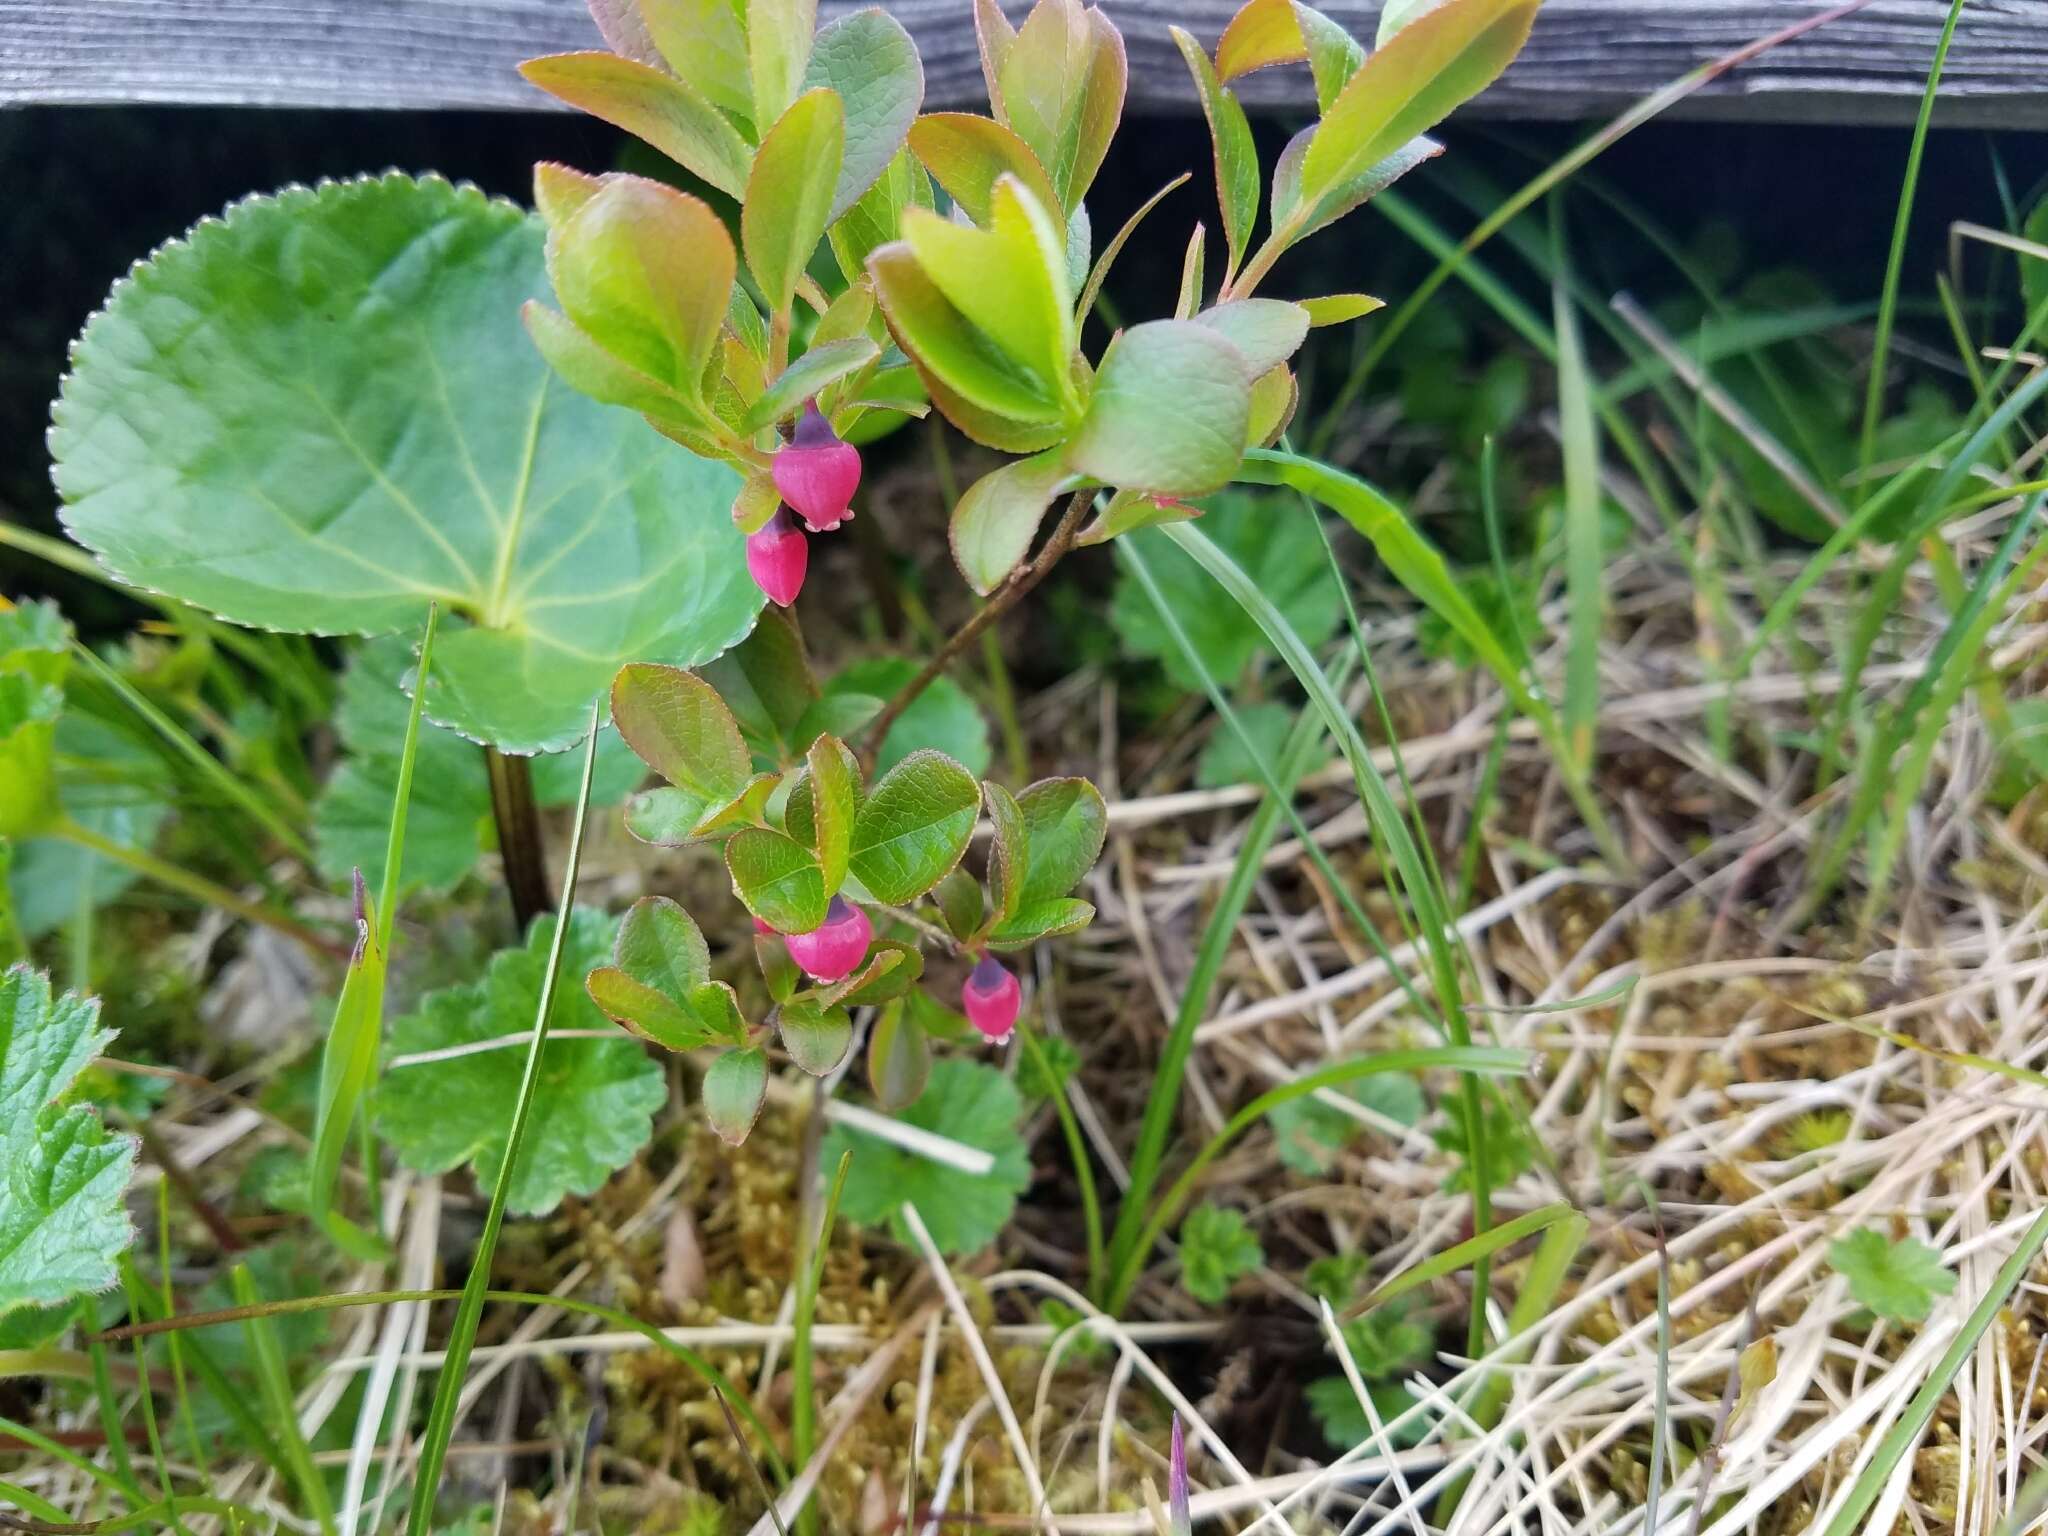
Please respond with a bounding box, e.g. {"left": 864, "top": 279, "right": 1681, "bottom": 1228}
{"left": 50, "top": 174, "right": 760, "bottom": 754}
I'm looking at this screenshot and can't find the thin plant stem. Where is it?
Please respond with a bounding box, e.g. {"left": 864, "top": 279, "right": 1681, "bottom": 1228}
{"left": 406, "top": 708, "right": 603, "bottom": 1533}
{"left": 1855, "top": 0, "right": 1970, "bottom": 492}
{"left": 1018, "top": 1022, "right": 1105, "bottom": 1288}
{"left": 52, "top": 815, "right": 343, "bottom": 959}
{"left": 484, "top": 745, "right": 551, "bottom": 933}
{"left": 858, "top": 491, "right": 1091, "bottom": 774}
{"left": 792, "top": 1151, "right": 852, "bottom": 1536}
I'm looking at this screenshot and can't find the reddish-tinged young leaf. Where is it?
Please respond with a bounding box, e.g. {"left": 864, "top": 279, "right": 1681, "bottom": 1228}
{"left": 533, "top": 161, "right": 605, "bottom": 226}
{"left": 907, "top": 113, "right": 1062, "bottom": 227}
{"left": 1273, "top": 127, "right": 1442, "bottom": 241}
{"left": 519, "top": 53, "right": 752, "bottom": 200}
{"left": 1216, "top": 0, "right": 1307, "bottom": 82}
{"left": 1171, "top": 28, "right": 1260, "bottom": 281}
{"left": 639, "top": 0, "right": 753, "bottom": 119}
{"left": 545, "top": 174, "right": 737, "bottom": 396}
{"left": 902, "top": 176, "right": 1077, "bottom": 418}
{"left": 610, "top": 664, "right": 751, "bottom": 805}
{"left": 998, "top": 0, "right": 1126, "bottom": 212}
{"left": 867, "top": 242, "right": 1065, "bottom": 428}
{"left": 974, "top": 0, "right": 1018, "bottom": 116}
{"left": 1297, "top": 0, "right": 1538, "bottom": 214}
{"left": 1292, "top": 3, "right": 1366, "bottom": 112}
{"left": 586, "top": 0, "right": 665, "bottom": 68}
{"left": 750, "top": 0, "right": 820, "bottom": 129}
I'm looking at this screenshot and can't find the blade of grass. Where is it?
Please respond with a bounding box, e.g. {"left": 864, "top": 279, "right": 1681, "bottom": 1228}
{"left": 1312, "top": 0, "right": 1881, "bottom": 443}
{"left": 1435, "top": 1208, "right": 1588, "bottom": 1521}
{"left": 309, "top": 603, "right": 440, "bottom": 1230}
{"left": 232, "top": 1262, "right": 336, "bottom": 1535}
{"left": 1151, "top": 520, "right": 1507, "bottom": 1339}
{"left": 1800, "top": 489, "right": 2048, "bottom": 925}
{"left": 1553, "top": 205, "right": 1604, "bottom": 778}
{"left": 404, "top": 701, "right": 604, "bottom": 1536}
{"left": 95, "top": 1285, "right": 784, "bottom": 1475}
{"left": 1101, "top": 651, "right": 1355, "bottom": 1307}
{"left": 117, "top": 1259, "right": 192, "bottom": 1536}
{"left": 1340, "top": 1201, "right": 1578, "bottom": 1320}
{"left": 791, "top": 1149, "right": 852, "bottom": 1536}
{"left": 1019, "top": 1022, "right": 1104, "bottom": 1286}
{"left": 1855, "top": 0, "right": 1970, "bottom": 491}
{"left": 88, "top": 1334, "right": 138, "bottom": 1494}
{"left": 1816, "top": 1205, "right": 2048, "bottom": 1536}
{"left": 1855, "top": 492, "right": 2048, "bottom": 924}
{"left": 1230, "top": 453, "right": 1627, "bottom": 867}
{"left": 1737, "top": 363, "right": 2048, "bottom": 678}
{"left": 66, "top": 639, "right": 310, "bottom": 863}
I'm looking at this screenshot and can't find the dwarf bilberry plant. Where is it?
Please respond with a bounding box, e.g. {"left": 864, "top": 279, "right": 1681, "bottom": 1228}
{"left": 517, "top": 0, "right": 1541, "bottom": 1145}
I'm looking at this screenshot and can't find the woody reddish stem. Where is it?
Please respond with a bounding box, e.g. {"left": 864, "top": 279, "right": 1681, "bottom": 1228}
{"left": 858, "top": 490, "right": 1091, "bottom": 774}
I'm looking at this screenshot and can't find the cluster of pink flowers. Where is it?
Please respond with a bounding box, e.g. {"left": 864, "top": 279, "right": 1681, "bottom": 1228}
{"left": 757, "top": 898, "right": 1022, "bottom": 1044}
{"left": 744, "top": 402, "right": 862, "bottom": 608}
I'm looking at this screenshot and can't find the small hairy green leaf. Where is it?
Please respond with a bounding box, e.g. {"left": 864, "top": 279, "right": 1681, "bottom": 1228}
{"left": 704, "top": 1047, "right": 771, "bottom": 1144}
{"left": 1179, "top": 1203, "right": 1264, "bottom": 1303}
{"left": 727, "top": 827, "right": 832, "bottom": 932}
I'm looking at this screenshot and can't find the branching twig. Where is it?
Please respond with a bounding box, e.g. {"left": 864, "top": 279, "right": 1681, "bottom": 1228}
{"left": 857, "top": 492, "right": 1091, "bottom": 774}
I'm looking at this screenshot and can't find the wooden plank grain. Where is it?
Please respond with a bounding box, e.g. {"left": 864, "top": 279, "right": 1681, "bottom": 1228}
{"left": 4, "top": 0, "right": 2047, "bottom": 127}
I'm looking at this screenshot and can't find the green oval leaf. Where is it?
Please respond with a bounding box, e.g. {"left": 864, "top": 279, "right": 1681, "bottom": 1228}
{"left": 640, "top": 0, "right": 754, "bottom": 120}
{"left": 804, "top": 9, "right": 926, "bottom": 221}
{"left": 1016, "top": 776, "right": 1107, "bottom": 904}
{"left": 847, "top": 749, "right": 980, "bottom": 903}
{"left": 779, "top": 999, "right": 854, "bottom": 1075}
{"left": 950, "top": 449, "right": 1077, "bottom": 596}
{"left": 870, "top": 241, "right": 1064, "bottom": 427}
{"left": 1193, "top": 299, "right": 1310, "bottom": 379}
{"left": 744, "top": 89, "right": 847, "bottom": 316}
{"left": 704, "top": 1046, "right": 771, "bottom": 1144}
{"left": 907, "top": 113, "right": 1062, "bottom": 227}
{"left": 1066, "top": 319, "right": 1252, "bottom": 495}
{"left": 519, "top": 52, "right": 752, "bottom": 200}
{"left": 867, "top": 998, "right": 931, "bottom": 1110}
{"left": 988, "top": 896, "right": 1096, "bottom": 948}
{"left": 51, "top": 175, "right": 759, "bottom": 754}
{"left": 727, "top": 826, "right": 831, "bottom": 932}
{"left": 611, "top": 664, "right": 751, "bottom": 806}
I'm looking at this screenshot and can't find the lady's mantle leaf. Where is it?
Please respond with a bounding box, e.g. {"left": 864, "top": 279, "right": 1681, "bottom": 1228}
{"left": 375, "top": 908, "right": 663, "bottom": 1216}
{"left": 820, "top": 1058, "right": 1030, "bottom": 1253}
{"left": 0, "top": 963, "right": 137, "bottom": 1311}
{"left": 1827, "top": 1228, "right": 1957, "bottom": 1322}
{"left": 51, "top": 173, "right": 759, "bottom": 754}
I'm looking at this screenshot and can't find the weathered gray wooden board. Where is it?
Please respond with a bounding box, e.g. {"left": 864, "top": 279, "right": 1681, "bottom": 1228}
{"left": 4, "top": 1, "right": 2047, "bottom": 126}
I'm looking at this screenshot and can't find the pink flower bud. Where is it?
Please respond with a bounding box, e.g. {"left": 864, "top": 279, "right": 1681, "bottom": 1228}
{"left": 746, "top": 508, "right": 808, "bottom": 607}
{"left": 772, "top": 402, "right": 861, "bottom": 532}
{"left": 962, "top": 955, "right": 1021, "bottom": 1043}
{"left": 752, "top": 915, "right": 777, "bottom": 936}
{"left": 782, "top": 895, "right": 872, "bottom": 983}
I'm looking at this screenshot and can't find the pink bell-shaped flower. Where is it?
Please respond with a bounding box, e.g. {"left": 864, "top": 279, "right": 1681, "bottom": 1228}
{"left": 746, "top": 508, "right": 808, "bottom": 607}
{"left": 961, "top": 955, "right": 1021, "bottom": 1043}
{"left": 772, "top": 402, "right": 861, "bottom": 532}
{"left": 782, "top": 895, "right": 872, "bottom": 983}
